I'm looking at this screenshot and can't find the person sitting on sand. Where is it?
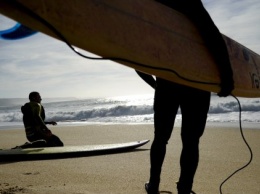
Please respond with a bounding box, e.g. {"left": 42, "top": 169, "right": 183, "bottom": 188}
{"left": 21, "top": 91, "right": 63, "bottom": 147}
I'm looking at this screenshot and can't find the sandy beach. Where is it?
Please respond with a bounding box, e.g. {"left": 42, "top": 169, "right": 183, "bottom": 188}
{"left": 0, "top": 124, "right": 259, "bottom": 194}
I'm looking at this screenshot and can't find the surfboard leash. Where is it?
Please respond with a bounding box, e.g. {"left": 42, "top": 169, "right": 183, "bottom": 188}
{"left": 219, "top": 95, "right": 253, "bottom": 194}
{"left": 8, "top": 1, "right": 254, "bottom": 193}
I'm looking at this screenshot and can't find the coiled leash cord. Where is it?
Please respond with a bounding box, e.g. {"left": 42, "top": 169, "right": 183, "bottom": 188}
{"left": 219, "top": 95, "right": 253, "bottom": 194}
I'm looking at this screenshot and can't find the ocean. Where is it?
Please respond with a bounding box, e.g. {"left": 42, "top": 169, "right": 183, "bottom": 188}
{"left": 0, "top": 94, "right": 259, "bottom": 129}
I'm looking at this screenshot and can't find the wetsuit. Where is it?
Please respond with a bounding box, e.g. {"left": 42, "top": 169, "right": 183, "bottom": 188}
{"left": 137, "top": 0, "right": 234, "bottom": 193}
{"left": 21, "top": 102, "right": 63, "bottom": 147}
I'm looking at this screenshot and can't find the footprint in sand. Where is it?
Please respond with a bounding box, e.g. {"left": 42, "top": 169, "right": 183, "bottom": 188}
{"left": 0, "top": 184, "right": 27, "bottom": 194}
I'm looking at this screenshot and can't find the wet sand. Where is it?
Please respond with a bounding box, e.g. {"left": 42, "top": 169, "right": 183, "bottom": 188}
{"left": 0, "top": 124, "right": 259, "bottom": 194}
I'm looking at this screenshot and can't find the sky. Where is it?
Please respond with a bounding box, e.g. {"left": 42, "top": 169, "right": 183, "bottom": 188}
{"left": 0, "top": 0, "right": 259, "bottom": 99}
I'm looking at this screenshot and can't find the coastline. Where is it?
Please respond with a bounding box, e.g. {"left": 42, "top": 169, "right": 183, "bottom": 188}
{"left": 1, "top": 120, "right": 259, "bottom": 130}
{"left": 0, "top": 124, "right": 259, "bottom": 194}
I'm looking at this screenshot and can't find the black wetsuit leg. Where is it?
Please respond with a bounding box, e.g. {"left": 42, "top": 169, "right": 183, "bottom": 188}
{"left": 149, "top": 78, "right": 181, "bottom": 189}
{"left": 178, "top": 85, "right": 210, "bottom": 192}
{"left": 27, "top": 132, "right": 63, "bottom": 147}
{"left": 150, "top": 78, "right": 210, "bottom": 192}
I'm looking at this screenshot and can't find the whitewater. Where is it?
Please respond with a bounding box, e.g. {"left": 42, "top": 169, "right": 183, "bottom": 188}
{"left": 0, "top": 94, "right": 259, "bottom": 129}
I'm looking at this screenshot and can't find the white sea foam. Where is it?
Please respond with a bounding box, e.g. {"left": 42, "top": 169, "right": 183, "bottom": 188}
{"left": 0, "top": 94, "right": 259, "bottom": 129}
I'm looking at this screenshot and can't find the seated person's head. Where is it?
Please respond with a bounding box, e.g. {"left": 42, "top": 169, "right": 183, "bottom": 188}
{"left": 29, "top": 91, "right": 42, "bottom": 103}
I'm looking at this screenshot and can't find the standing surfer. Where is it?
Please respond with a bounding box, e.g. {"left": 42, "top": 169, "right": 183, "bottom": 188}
{"left": 137, "top": 0, "right": 234, "bottom": 194}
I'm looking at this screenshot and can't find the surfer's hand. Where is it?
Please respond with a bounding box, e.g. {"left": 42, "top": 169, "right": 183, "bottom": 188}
{"left": 45, "top": 121, "right": 57, "bottom": 125}
{"left": 50, "top": 121, "right": 57, "bottom": 125}
{"left": 218, "top": 80, "right": 234, "bottom": 97}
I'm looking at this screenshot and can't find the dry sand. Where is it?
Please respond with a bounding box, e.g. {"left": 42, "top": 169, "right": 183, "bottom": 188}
{"left": 0, "top": 124, "right": 259, "bottom": 194}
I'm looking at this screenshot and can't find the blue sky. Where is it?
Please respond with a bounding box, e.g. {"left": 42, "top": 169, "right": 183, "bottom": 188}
{"left": 0, "top": 0, "right": 259, "bottom": 98}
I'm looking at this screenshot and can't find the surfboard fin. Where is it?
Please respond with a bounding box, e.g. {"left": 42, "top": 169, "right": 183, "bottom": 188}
{"left": 0, "top": 23, "right": 37, "bottom": 40}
